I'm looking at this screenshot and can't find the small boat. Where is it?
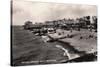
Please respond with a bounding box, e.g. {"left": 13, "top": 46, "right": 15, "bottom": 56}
{"left": 41, "top": 35, "right": 51, "bottom": 42}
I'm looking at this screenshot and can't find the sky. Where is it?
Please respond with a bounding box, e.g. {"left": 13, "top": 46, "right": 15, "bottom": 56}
{"left": 12, "top": 0, "right": 97, "bottom": 25}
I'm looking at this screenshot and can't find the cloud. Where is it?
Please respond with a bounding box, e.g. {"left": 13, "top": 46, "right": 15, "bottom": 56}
{"left": 12, "top": 0, "right": 97, "bottom": 25}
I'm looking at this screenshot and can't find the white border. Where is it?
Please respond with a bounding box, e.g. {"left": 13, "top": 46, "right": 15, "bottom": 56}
{"left": 0, "top": 0, "right": 100, "bottom": 67}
